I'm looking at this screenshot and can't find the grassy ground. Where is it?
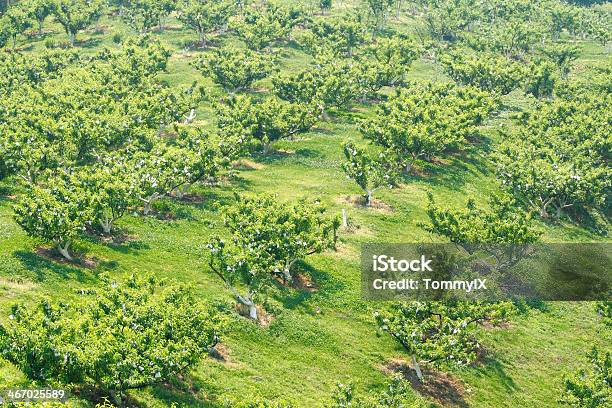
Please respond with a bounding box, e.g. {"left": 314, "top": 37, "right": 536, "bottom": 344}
{"left": 0, "top": 2, "right": 610, "bottom": 407}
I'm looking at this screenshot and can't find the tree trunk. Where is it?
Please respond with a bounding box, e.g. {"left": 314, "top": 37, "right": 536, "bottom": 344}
{"left": 143, "top": 200, "right": 152, "bottom": 215}
{"left": 38, "top": 19, "right": 44, "bottom": 36}
{"left": 238, "top": 296, "right": 257, "bottom": 320}
{"left": 412, "top": 354, "right": 424, "bottom": 382}
{"left": 69, "top": 32, "right": 76, "bottom": 47}
{"left": 341, "top": 208, "right": 348, "bottom": 228}
{"left": 282, "top": 267, "right": 293, "bottom": 283}
{"left": 184, "top": 109, "right": 196, "bottom": 124}
{"left": 263, "top": 142, "right": 272, "bottom": 155}
{"left": 58, "top": 241, "right": 73, "bottom": 261}
{"left": 142, "top": 193, "right": 159, "bottom": 215}
{"left": 101, "top": 217, "right": 113, "bottom": 235}
{"left": 365, "top": 190, "right": 372, "bottom": 206}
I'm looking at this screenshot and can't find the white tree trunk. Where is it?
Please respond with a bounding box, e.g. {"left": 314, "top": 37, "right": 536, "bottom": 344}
{"left": 412, "top": 354, "right": 424, "bottom": 382}
{"left": 365, "top": 190, "right": 373, "bottom": 206}
{"left": 100, "top": 216, "right": 113, "bottom": 235}
{"left": 341, "top": 208, "right": 348, "bottom": 228}
{"left": 142, "top": 193, "right": 159, "bottom": 215}
{"left": 238, "top": 295, "right": 257, "bottom": 320}
{"left": 58, "top": 241, "right": 73, "bottom": 261}
{"left": 184, "top": 109, "right": 196, "bottom": 124}
{"left": 69, "top": 32, "right": 76, "bottom": 47}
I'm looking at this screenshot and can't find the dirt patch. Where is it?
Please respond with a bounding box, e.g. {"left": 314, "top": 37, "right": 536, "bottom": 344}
{"left": 1, "top": 195, "right": 17, "bottom": 200}
{"left": 338, "top": 195, "right": 393, "bottom": 213}
{"left": 98, "top": 232, "right": 137, "bottom": 245}
{"left": 235, "top": 303, "right": 274, "bottom": 327}
{"left": 292, "top": 272, "right": 318, "bottom": 292}
{"left": 34, "top": 247, "right": 99, "bottom": 269}
{"left": 170, "top": 192, "right": 204, "bottom": 203}
{"left": 329, "top": 242, "right": 360, "bottom": 260}
{"left": 0, "top": 277, "right": 36, "bottom": 298}
{"left": 232, "top": 159, "right": 265, "bottom": 170}
{"left": 209, "top": 343, "right": 231, "bottom": 362}
{"left": 481, "top": 319, "right": 512, "bottom": 330}
{"left": 383, "top": 358, "right": 468, "bottom": 408}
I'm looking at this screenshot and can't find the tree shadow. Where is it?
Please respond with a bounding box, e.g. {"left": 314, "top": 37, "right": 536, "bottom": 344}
{"left": 472, "top": 349, "right": 518, "bottom": 393}
{"left": 13, "top": 250, "right": 96, "bottom": 283}
{"left": 277, "top": 260, "right": 346, "bottom": 312}
{"left": 254, "top": 147, "right": 323, "bottom": 165}
{"left": 411, "top": 150, "right": 491, "bottom": 192}
{"left": 385, "top": 359, "right": 470, "bottom": 408}
{"left": 77, "top": 38, "right": 103, "bottom": 48}
{"left": 148, "top": 375, "right": 226, "bottom": 408}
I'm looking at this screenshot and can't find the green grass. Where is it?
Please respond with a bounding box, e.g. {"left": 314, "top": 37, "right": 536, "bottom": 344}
{"left": 0, "top": 2, "right": 610, "bottom": 407}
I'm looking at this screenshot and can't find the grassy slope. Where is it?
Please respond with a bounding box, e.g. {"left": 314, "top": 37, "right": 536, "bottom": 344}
{"left": 0, "top": 2, "right": 610, "bottom": 407}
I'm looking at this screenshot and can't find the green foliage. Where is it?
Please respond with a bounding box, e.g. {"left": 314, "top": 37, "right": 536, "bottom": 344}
{"left": 0, "top": 42, "right": 198, "bottom": 183}
{"left": 362, "top": 0, "right": 394, "bottom": 31}
{"left": 496, "top": 95, "right": 611, "bottom": 219}
{"left": 0, "top": 5, "right": 33, "bottom": 49}
{"left": 328, "top": 375, "right": 422, "bottom": 408}
{"left": 208, "top": 194, "right": 337, "bottom": 319}
{"left": 0, "top": 275, "right": 221, "bottom": 405}
{"left": 524, "top": 59, "right": 558, "bottom": 99}
{"left": 24, "top": 0, "right": 56, "bottom": 34}
{"left": 440, "top": 49, "right": 525, "bottom": 95}
{"left": 342, "top": 142, "right": 397, "bottom": 206}
{"left": 53, "top": 0, "right": 103, "bottom": 45}
{"left": 194, "top": 46, "right": 277, "bottom": 91}
{"left": 273, "top": 57, "right": 364, "bottom": 111}
{"left": 233, "top": 4, "right": 302, "bottom": 50}
{"left": 539, "top": 43, "right": 579, "bottom": 78}
{"left": 177, "top": 0, "right": 233, "bottom": 44}
{"left": 362, "top": 36, "right": 420, "bottom": 87}
{"left": 560, "top": 347, "right": 611, "bottom": 407}
{"left": 75, "top": 159, "right": 134, "bottom": 234}
{"left": 13, "top": 174, "right": 91, "bottom": 260}
{"left": 360, "top": 82, "right": 495, "bottom": 170}
{"left": 128, "top": 130, "right": 227, "bottom": 215}
{"left": 596, "top": 301, "right": 611, "bottom": 327}
{"left": 301, "top": 15, "right": 367, "bottom": 57}
{"left": 215, "top": 95, "right": 320, "bottom": 153}
{"left": 424, "top": 192, "right": 541, "bottom": 270}
{"left": 375, "top": 301, "right": 513, "bottom": 380}
{"left": 122, "top": 0, "right": 175, "bottom": 32}
{"left": 319, "top": 0, "right": 332, "bottom": 14}
{"left": 425, "top": 193, "right": 541, "bottom": 247}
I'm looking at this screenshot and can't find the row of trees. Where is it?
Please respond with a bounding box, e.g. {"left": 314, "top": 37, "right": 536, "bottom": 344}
{"left": 416, "top": 0, "right": 610, "bottom": 52}
{"left": 0, "top": 41, "right": 239, "bottom": 259}
{"left": 496, "top": 93, "right": 610, "bottom": 220}
{"left": 1, "top": 0, "right": 103, "bottom": 47}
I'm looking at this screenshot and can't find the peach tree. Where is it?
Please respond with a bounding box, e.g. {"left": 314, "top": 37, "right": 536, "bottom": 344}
{"left": 13, "top": 175, "right": 91, "bottom": 260}
{"left": 52, "top": 0, "right": 103, "bottom": 46}
{"left": 177, "top": 0, "right": 233, "bottom": 45}
{"left": 208, "top": 194, "right": 338, "bottom": 320}
{"left": 342, "top": 142, "right": 397, "bottom": 206}
{"left": 495, "top": 95, "right": 610, "bottom": 219}
{"left": 215, "top": 95, "right": 320, "bottom": 154}
{"left": 375, "top": 301, "right": 513, "bottom": 382}
{"left": 194, "top": 46, "right": 277, "bottom": 92}
{"left": 0, "top": 274, "right": 222, "bottom": 407}
{"left": 360, "top": 82, "right": 495, "bottom": 172}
